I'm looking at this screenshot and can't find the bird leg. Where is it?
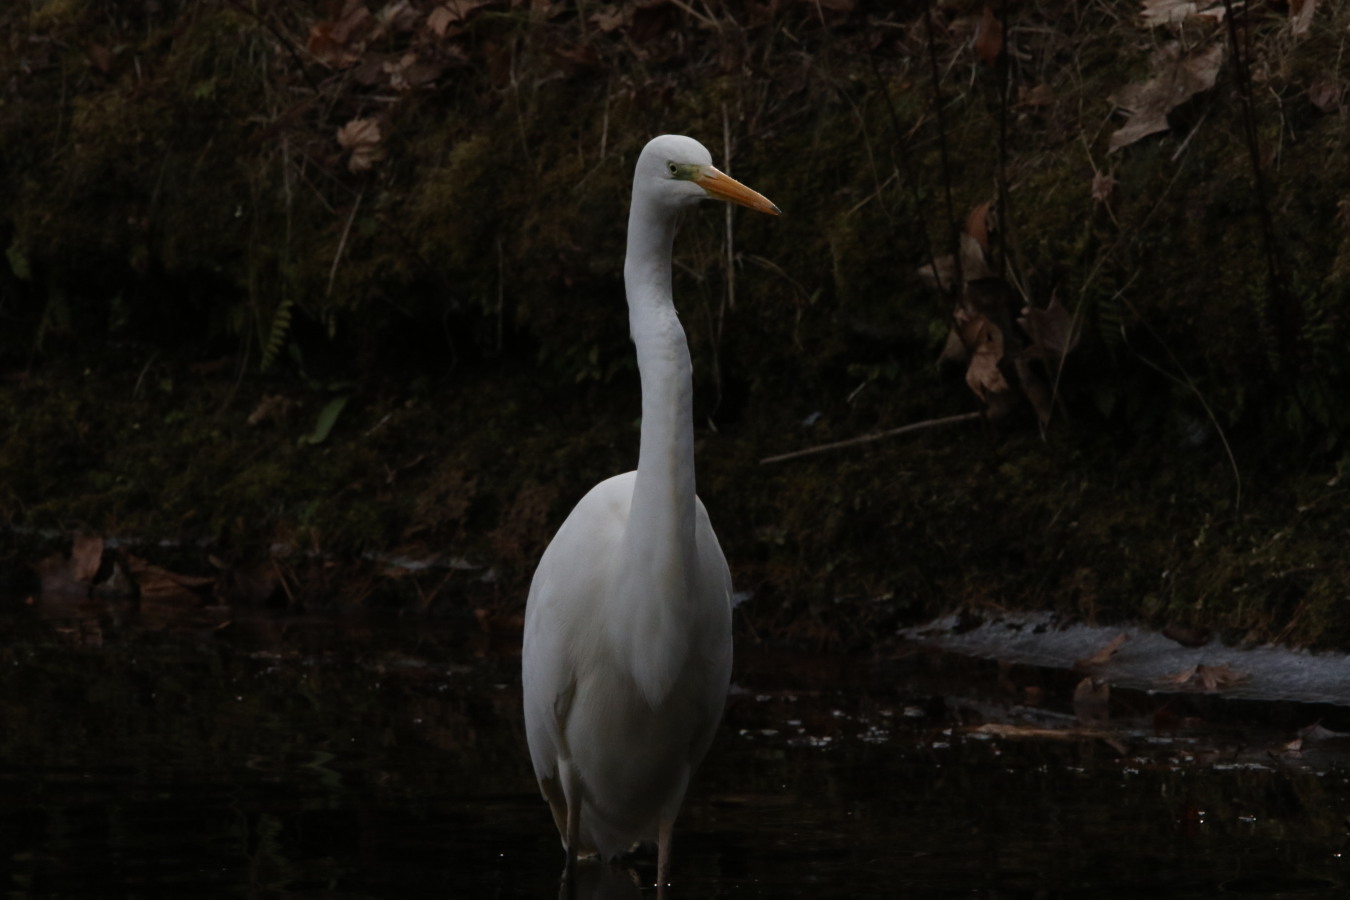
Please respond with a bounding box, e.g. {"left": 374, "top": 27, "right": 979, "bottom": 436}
{"left": 563, "top": 798, "right": 581, "bottom": 895}
{"left": 561, "top": 763, "right": 583, "bottom": 897}
{"left": 656, "top": 818, "right": 673, "bottom": 893}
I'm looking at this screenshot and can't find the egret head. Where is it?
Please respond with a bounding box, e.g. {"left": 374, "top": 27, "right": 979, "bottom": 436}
{"left": 634, "top": 134, "right": 780, "bottom": 216}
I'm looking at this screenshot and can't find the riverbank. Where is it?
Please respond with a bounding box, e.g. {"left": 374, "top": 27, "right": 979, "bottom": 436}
{"left": 2, "top": 1, "right": 1347, "bottom": 649}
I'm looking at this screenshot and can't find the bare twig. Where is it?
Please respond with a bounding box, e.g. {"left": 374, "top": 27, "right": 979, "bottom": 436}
{"left": 866, "top": 49, "right": 942, "bottom": 296}
{"left": 667, "top": 0, "right": 719, "bottom": 30}
{"left": 1220, "top": 0, "right": 1295, "bottom": 374}
{"left": 326, "top": 188, "right": 363, "bottom": 298}
{"left": 1117, "top": 294, "right": 1243, "bottom": 510}
{"left": 722, "top": 102, "right": 736, "bottom": 311}
{"left": 922, "top": 0, "right": 963, "bottom": 290}
{"left": 761, "top": 412, "right": 982, "bottom": 464}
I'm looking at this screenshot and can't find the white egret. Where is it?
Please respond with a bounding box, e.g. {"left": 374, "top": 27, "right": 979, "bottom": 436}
{"left": 522, "top": 134, "right": 779, "bottom": 889}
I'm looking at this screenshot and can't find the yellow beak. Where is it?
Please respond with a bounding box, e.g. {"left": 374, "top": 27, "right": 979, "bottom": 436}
{"left": 694, "top": 166, "right": 780, "bottom": 215}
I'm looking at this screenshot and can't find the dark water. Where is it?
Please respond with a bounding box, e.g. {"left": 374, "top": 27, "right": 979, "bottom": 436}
{"left": 2, "top": 603, "right": 1347, "bottom": 898}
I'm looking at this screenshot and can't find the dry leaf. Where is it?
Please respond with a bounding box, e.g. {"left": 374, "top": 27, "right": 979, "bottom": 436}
{"left": 1091, "top": 170, "right": 1118, "bottom": 205}
{"left": 1161, "top": 624, "right": 1212, "bottom": 646}
{"left": 1160, "top": 662, "right": 1249, "bottom": 691}
{"left": 35, "top": 553, "right": 83, "bottom": 599}
{"left": 1108, "top": 42, "right": 1224, "bottom": 153}
{"left": 86, "top": 42, "right": 114, "bottom": 74}
{"left": 71, "top": 534, "right": 105, "bottom": 583}
{"left": 937, "top": 326, "right": 969, "bottom": 366}
{"left": 974, "top": 5, "right": 1002, "bottom": 65}
{"left": 966, "top": 201, "right": 994, "bottom": 257}
{"left": 382, "top": 52, "right": 436, "bottom": 91}
{"left": 1073, "top": 677, "right": 1111, "bottom": 722}
{"left": 426, "top": 5, "right": 456, "bottom": 35}
{"left": 1019, "top": 298, "right": 1082, "bottom": 360}
{"left": 377, "top": 0, "right": 419, "bottom": 34}
{"left": 337, "top": 117, "right": 387, "bottom": 173}
{"left": 124, "top": 554, "right": 215, "bottom": 601}
{"left": 1141, "top": 0, "right": 1196, "bottom": 26}
{"left": 961, "top": 314, "right": 1010, "bottom": 401}
{"left": 248, "top": 393, "right": 294, "bottom": 426}
{"left": 428, "top": 0, "right": 494, "bottom": 32}
{"left": 1075, "top": 632, "right": 1128, "bottom": 668}
{"left": 917, "top": 233, "right": 992, "bottom": 292}
{"left": 590, "top": 4, "right": 629, "bottom": 32}
{"left": 1019, "top": 83, "right": 1055, "bottom": 107}
{"left": 1309, "top": 78, "right": 1343, "bottom": 113}
{"left": 308, "top": 1, "right": 374, "bottom": 69}
{"left": 1140, "top": 0, "right": 1227, "bottom": 27}
{"left": 1016, "top": 357, "right": 1055, "bottom": 427}
{"left": 1290, "top": 0, "right": 1316, "bottom": 37}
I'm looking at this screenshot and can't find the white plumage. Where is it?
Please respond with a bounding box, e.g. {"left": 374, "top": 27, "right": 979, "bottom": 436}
{"left": 522, "top": 134, "right": 778, "bottom": 888}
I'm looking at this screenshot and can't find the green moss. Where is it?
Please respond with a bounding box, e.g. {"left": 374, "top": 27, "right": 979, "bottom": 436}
{"left": 1, "top": 2, "right": 1348, "bottom": 645}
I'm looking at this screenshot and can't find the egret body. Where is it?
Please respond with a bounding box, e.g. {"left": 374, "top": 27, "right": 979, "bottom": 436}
{"left": 521, "top": 134, "right": 778, "bottom": 888}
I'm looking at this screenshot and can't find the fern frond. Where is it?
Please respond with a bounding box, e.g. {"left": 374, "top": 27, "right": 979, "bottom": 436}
{"left": 261, "top": 296, "right": 293, "bottom": 372}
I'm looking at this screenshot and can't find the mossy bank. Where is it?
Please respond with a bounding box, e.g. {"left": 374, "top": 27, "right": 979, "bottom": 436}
{"left": 2, "top": 1, "right": 1347, "bottom": 649}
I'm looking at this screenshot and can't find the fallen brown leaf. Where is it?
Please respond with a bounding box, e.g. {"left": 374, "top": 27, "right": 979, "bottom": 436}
{"left": 1140, "top": 0, "right": 1226, "bottom": 27}
{"left": 429, "top": 0, "right": 495, "bottom": 32}
{"left": 247, "top": 393, "right": 294, "bottom": 426}
{"left": 376, "top": 0, "right": 419, "bottom": 35}
{"left": 308, "top": 0, "right": 374, "bottom": 69}
{"left": 1290, "top": 0, "right": 1317, "bottom": 37}
{"left": 1018, "top": 83, "right": 1055, "bottom": 107}
{"left": 974, "top": 5, "right": 1002, "bottom": 66}
{"left": 1019, "top": 298, "right": 1082, "bottom": 361}
{"left": 1073, "top": 677, "right": 1111, "bottom": 722}
{"left": 86, "top": 42, "right": 114, "bottom": 74}
{"left": 1161, "top": 624, "right": 1212, "bottom": 647}
{"left": 337, "top": 117, "right": 387, "bottom": 173}
{"left": 1160, "top": 662, "right": 1249, "bottom": 691}
{"left": 71, "top": 534, "right": 105, "bottom": 583}
{"left": 917, "top": 233, "right": 991, "bottom": 292}
{"left": 960, "top": 313, "right": 1010, "bottom": 401}
{"left": 124, "top": 554, "right": 215, "bottom": 601}
{"left": 35, "top": 553, "right": 84, "bottom": 599}
{"left": 1075, "top": 632, "right": 1128, "bottom": 668}
{"left": 590, "top": 4, "right": 629, "bottom": 32}
{"left": 1091, "top": 170, "right": 1118, "bottom": 205}
{"left": 1309, "top": 77, "right": 1343, "bottom": 113}
{"left": 966, "top": 200, "right": 994, "bottom": 257}
{"left": 1015, "top": 356, "right": 1055, "bottom": 427}
{"left": 1108, "top": 42, "right": 1224, "bottom": 153}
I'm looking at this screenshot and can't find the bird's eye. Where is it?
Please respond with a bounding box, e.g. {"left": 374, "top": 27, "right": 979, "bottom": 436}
{"left": 667, "top": 162, "right": 679, "bottom": 176}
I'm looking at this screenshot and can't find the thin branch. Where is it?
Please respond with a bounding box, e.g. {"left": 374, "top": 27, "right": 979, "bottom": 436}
{"left": 1118, "top": 294, "right": 1243, "bottom": 510}
{"left": 761, "top": 412, "right": 982, "bottom": 464}
{"left": 722, "top": 102, "right": 736, "bottom": 312}
{"left": 867, "top": 40, "right": 942, "bottom": 297}
{"left": 327, "top": 188, "right": 363, "bottom": 298}
{"left": 1220, "top": 0, "right": 1295, "bottom": 374}
{"left": 922, "top": 0, "right": 962, "bottom": 289}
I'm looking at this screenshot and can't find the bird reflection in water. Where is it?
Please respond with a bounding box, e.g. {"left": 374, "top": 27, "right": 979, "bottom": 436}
{"left": 554, "top": 859, "right": 644, "bottom": 900}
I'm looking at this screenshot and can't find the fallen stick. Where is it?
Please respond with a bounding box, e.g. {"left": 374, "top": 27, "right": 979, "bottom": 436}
{"left": 760, "top": 411, "right": 983, "bottom": 464}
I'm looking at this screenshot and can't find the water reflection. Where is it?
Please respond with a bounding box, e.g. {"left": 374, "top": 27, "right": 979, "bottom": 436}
{"left": 556, "top": 861, "right": 643, "bottom": 900}
{"left": 1, "top": 597, "right": 1348, "bottom": 898}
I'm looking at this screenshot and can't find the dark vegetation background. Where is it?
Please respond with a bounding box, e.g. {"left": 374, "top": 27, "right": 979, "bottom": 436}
{"left": 1, "top": 0, "right": 1347, "bottom": 649}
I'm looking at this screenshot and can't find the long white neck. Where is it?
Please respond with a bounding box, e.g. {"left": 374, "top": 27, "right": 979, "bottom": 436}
{"left": 622, "top": 194, "right": 697, "bottom": 591}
